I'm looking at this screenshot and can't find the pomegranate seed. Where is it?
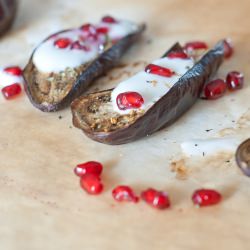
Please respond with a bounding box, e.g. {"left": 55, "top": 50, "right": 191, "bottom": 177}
{"left": 74, "top": 161, "right": 103, "bottom": 177}
{"left": 54, "top": 38, "right": 72, "bottom": 49}
{"left": 203, "top": 79, "right": 227, "bottom": 100}
{"left": 2, "top": 83, "right": 22, "bottom": 99}
{"left": 80, "top": 23, "right": 95, "bottom": 33}
{"left": 112, "top": 185, "right": 139, "bottom": 203}
{"left": 192, "top": 189, "right": 222, "bottom": 207}
{"left": 223, "top": 39, "right": 233, "bottom": 59}
{"left": 70, "top": 41, "right": 90, "bottom": 51}
{"left": 145, "top": 64, "right": 175, "bottom": 77}
{"left": 184, "top": 41, "right": 208, "bottom": 51}
{"left": 102, "top": 15, "right": 117, "bottom": 23}
{"left": 4, "top": 66, "right": 22, "bottom": 76}
{"left": 80, "top": 174, "right": 103, "bottom": 195}
{"left": 116, "top": 92, "right": 144, "bottom": 110}
{"left": 226, "top": 71, "right": 244, "bottom": 91}
{"left": 96, "top": 27, "right": 109, "bottom": 34}
{"left": 141, "top": 188, "right": 170, "bottom": 209}
{"left": 167, "top": 51, "right": 189, "bottom": 59}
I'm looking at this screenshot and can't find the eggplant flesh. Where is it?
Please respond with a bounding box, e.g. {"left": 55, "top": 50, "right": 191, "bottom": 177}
{"left": 71, "top": 41, "right": 225, "bottom": 145}
{"left": 23, "top": 23, "right": 145, "bottom": 112}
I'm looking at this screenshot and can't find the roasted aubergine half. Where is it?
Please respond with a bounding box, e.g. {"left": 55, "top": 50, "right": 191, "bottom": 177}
{"left": 71, "top": 40, "right": 226, "bottom": 145}
{"left": 23, "top": 15, "right": 145, "bottom": 112}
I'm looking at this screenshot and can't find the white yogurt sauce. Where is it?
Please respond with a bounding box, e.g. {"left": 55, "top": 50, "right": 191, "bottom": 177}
{"left": 33, "top": 19, "right": 138, "bottom": 73}
{"left": 111, "top": 57, "right": 194, "bottom": 114}
{"left": 98, "top": 20, "right": 138, "bottom": 40}
{"left": 181, "top": 137, "right": 241, "bottom": 157}
{"left": 0, "top": 68, "right": 24, "bottom": 89}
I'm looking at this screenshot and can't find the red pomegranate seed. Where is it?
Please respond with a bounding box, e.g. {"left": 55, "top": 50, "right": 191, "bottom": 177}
{"left": 192, "top": 189, "right": 222, "bottom": 207}
{"left": 70, "top": 41, "right": 90, "bottom": 51}
{"left": 141, "top": 188, "right": 170, "bottom": 209}
{"left": 226, "top": 71, "right": 244, "bottom": 90}
{"left": 2, "top": 83, "right": 22, "bottom": 99}
{"left": 203, "top": 79, "right": 227, "bottom": 100}
{"left": 116, "top": 92, "right": 144, "bottom": 110}
{"left": 80, "top": 23, "right": 95, "bottom": 33}
{"left": 184, "top": 41, "right": 208, "bottom": 51}
{"left": 80, "top": 174, "right": 103, "bottom": 195}
{"left": 102, "top": 15, "right": 117, "bottom": 23}
{"left": 145, "top": 64, "right": 175, "bottom": 77}
{"left": 54, "top": 38, "right": 72, "bottom": 49}
{"left": 74, "top": 161, "right": 103, "bottom": 177}
{"left": 112, "top": 185, "right": 139, "bottom": 203}
{"left": 96, "top": 27, "right": 109, "bottom": 34}
{"left": 167, "top": 51, "right": 189, "bottom": 59}
{"left": 223, "top": 39, "right": 233, "bottom": 59}
{"left": 4, "top": 66, "right": 22, "bottom": 76}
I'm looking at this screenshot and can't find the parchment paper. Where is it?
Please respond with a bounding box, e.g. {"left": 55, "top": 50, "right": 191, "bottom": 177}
{"left": 0, "top": 0, "right": 250, "bottom": 249}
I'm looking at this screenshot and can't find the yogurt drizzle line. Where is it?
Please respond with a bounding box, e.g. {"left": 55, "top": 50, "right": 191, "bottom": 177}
{"left": 111, "top": 56, "right": 195, "bottom": 114}
{"left": 33, "top": 17, "right": 139, "bottom": 73}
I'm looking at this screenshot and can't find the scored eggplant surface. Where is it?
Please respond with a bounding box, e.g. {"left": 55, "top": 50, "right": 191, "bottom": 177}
{"left": 71, "top": 41, "right": 225, "bottom": 145}
{"left": 23, "top": 21, "right": 145, "bottom": 112}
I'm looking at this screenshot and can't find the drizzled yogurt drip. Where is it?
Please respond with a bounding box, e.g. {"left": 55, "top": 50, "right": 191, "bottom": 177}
{"left": 111, "top": 57, "right": 194, "bottom": 114}
{"left": 32, "top": 18, "right": 138, "bottom": 73}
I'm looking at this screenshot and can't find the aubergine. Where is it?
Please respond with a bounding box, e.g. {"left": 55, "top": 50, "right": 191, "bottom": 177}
{"left": 23, "top": 18, "right": 145, "bottom": 112}
{"left": 0, "top": 0, "right": 17, "bottom": 36}
{"left": 236, "top": 139, "right": 250, "bottom": 177}
{"left": 71, "top": 41, "right": 225, "bottom": 145}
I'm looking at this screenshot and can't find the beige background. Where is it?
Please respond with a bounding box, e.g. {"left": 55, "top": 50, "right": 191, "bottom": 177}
{"left": 0, "top": 0, "right": 250, "bottom": 249}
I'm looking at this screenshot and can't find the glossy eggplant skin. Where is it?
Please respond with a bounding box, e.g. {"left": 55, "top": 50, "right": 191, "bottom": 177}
{"left": 71, "top": 41, "right": 225, "bottom": 145}
{"left": 23, "top": 24, "right": 145, "bottom": 112}
{"left": 0, "top": 0, "right": 17, "bottom": 37}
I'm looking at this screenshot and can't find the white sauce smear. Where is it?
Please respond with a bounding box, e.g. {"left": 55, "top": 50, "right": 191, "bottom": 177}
{"left": 181, "top": 137, "right": 242, "bottom": 157}
{"left": 111, "top": 57, "right": 194, "bottom": 114}
{"left": 33, "top": 20, "right": 138, "bottom": 73}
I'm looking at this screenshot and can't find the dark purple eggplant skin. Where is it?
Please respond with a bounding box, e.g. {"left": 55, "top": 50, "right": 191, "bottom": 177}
{"left": 71, "top": 41, "right": 225, "bottom": 145}
{"left": 0, "top": 0, "right": 17, "bottom": 36}
{"left": 23, "top": 24, "right": 146, "bottom": 112}
{"left": 236, "top": 139, "right": 250, "bottom": 177}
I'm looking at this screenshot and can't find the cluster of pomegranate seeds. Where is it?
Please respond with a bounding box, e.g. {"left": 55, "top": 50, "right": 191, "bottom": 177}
{"left": 141, "top": 188, "right": 170, "bottom": 209}
{"left": 54, "top": 38, "right": 72, "bottom": 49}
{"left": 192, "top": 189, "right": 222, "bottom": 207}
{"left": 70, "top": 41, "right": 90, "bottom": 51}
{"left": 167, "top": 51, "right": 189, "bottom": 59}
{"left": 73, "top": 162, "right": 223, "bottom": 208}
{"left": 223, "top": 39, "right": 233, "bottom": 59}
{"left": 1, "top": 66, "right": 24, "bottom": 100}
{"left": 116, "top": 91, "right": 144, "bottom": 110}
{"left": 102, "top": 15, "right": 117, "bottom": 23}
{"left": 80, "top": 23, "right": 96, "bottom": 33}
{"left": 112, "top": 185, "right": 139, "bottom": 203}
{"left": 1, "top": 83, "right": 22, "bottom": 99}
{"left": 74, "top": 161, "right": 104, "bottom": 195}
{"left": 183, "top": 41, "right": 208, "bottom": 51}
{"left": 226, "top": 71, "right": 244, "bottom": 90}
{"left": 203, "top": 71, "right": 244, "bottom": 99}
{"left": 145, "top": 64, "right": 175, "bottom": 77}
{"left": 203, "top": 79, "right": 227, "bottom": 100}
{"left": 198, "top": 38, "right": 244, "bottom": 99}
{"left": 4, "top": 66, "right": 22, "bottom": 76}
